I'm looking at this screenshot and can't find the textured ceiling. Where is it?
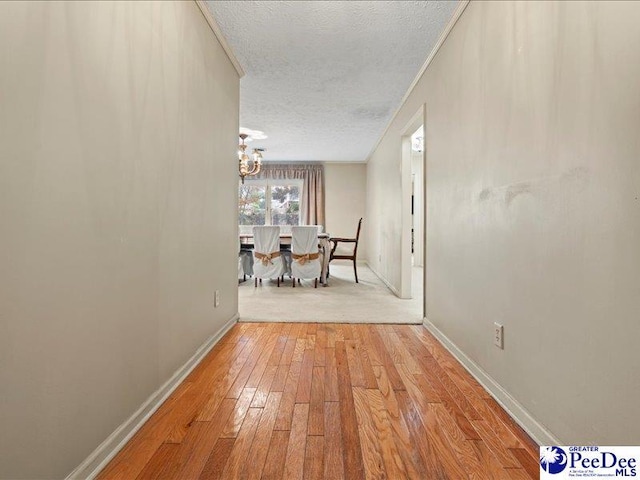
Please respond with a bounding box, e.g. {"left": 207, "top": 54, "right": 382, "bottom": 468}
{"left": 206, "top": 1, "right": 459, "bottom": 162}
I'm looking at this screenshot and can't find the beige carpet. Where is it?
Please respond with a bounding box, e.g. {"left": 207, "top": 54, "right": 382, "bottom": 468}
{"left": 238, "top": 263, "right": 423, "bottom": 324}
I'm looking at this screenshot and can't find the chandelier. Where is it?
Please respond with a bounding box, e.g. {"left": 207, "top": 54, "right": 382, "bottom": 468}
{"left": 238, "top": 133, "right": 263, "bottom": 183}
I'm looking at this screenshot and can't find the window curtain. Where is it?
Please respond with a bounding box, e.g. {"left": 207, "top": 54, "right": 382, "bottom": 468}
{"left": 255, "top": 164, "right": 325, "bottom": 226}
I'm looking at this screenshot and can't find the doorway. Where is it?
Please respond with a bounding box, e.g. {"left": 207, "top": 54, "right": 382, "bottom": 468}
{"left": 400, "top": 105, "right": 426, "bottom": 318}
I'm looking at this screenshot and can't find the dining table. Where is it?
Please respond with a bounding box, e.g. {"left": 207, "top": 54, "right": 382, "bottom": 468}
{"left": 239, "top": 232, "right": 331, "bottom": 286}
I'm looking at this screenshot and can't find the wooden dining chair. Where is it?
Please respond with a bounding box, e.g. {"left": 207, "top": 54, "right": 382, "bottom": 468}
{"left": 329, "top": 217, "right": 363, "bottom": 283}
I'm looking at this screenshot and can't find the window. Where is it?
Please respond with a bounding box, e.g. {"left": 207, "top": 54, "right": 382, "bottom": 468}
{"left": 239, "top": 179, "right": 302, "bottom": 226}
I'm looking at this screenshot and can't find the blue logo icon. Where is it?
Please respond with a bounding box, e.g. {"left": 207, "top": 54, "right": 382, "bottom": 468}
{"left": 540, "top": 446, "right": 568, "bottom": 474}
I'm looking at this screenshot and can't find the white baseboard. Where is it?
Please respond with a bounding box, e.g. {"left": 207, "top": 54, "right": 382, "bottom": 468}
{"left": 365, "top": 261, "right": 401, "bottom": 298}
{"left": 422, "top": 317, "right": 560, "bottom": 447}
{"left": 66, "top": 313, "right": 239, "bottom": 480}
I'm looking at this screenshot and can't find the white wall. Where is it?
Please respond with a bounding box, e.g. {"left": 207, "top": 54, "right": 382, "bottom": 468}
{"left": 324, "top": 163, "right": 367, "bottom": 259}
{"left": 0, "top": 2, "right": 240, "bottom": 478}
{"left": 366, "top": 1, "right": 640, "bottom": 444}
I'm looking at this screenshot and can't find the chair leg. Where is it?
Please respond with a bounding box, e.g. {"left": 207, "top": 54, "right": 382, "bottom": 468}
{"left": 314, "top": 278, "right": 318, "bottom": 288}
{"left": 259, "top": 278, "right": 262, "bottom": 285}
{"left": 255, "top": 277, "right": 257, "bottom": 287}
{"left": 292, "top": 277, "right": 295, "bottom": 288}
{"left": 277, "top": 277, "right": 280, "bottom": 287}
{"left": 298, "top": 279, "right": 301, "bottom": 285}
{"left": 353, "top": 260, "right": 359, "bottom": 283}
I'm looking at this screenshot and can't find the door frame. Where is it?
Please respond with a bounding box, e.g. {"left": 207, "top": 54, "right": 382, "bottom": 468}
{"left": 400, "top": 104, "right": 426, "bottom": 318}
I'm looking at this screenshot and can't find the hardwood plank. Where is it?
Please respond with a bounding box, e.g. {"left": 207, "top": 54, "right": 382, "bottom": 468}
{"left": 375, "top": 325, "right": 404, "bottom": 366}
{"left": 220, "top": 407, "right": 263, "bottom": 478}
{"left": 260, "top": 430, "right": 290, "bottom": 480}
{"left": 384, "top": 326, "right": 423, "bottom": 374}
{"left": 308, "top": 366, "right": 325, "bottom": 435}
{"left": 471, "top": 420, "right": 521, "bottom": 468}
{"left": 324, "top": 347, "right": 339, "bottom": 402}
{"left": 335, "top": 341, "right": 366, "bottom": 479}
{"left": 502, "top": 468, "right": 533, "bottom": 480}
{"left": 197, "top": 438, "right": 235, "bottom": 480}
{"left": 246, "top": 328, "right": 282, "bottom": 388}
{"left": 134, "top": 443, "right": 181, "bottom": 480}
{"left": 399, "top": 385, "right": 470, "bottom": 480}
{"left": 413, "top": 370, "right": 442, "bottom": 403}
{"left": 242, "top": 392, "right": 283, "bottom": 480}
{"left": 337, "top": 324, "right": 352, "bottom": 341}
{"left": 352, "top": 386, "right": 387, "bottom": 480}
{"left": 371, "top": 365, "right": 427, "bottom": 479}
{"left": 345, "top": 340, "right": 366, "bottom": 387}
{"left": 274, "top": 360, "right": 303, "bottom": 430}
{"left": 227, "top": 326, "right": 279, "bottom": 398}
{"left": 295, "top": 349, "right": 315, "bottom": 403}
{"left": 303, "top": 435, "right": 324, "bottom": 480}
{"left": 316, "top": 324, "right": 328, "bottom": 350}
{"left": 164, "top": 398, "right": 237, "bottom": 479}
{"left": 314, "top": 346, "right": 326, "bottom": 367}
{"left": 326, "top": 325, "right": 337, "bottom": 348}
{"left": 266, "top": 331, "right": 288, "bottom": 366}
{"left": 422, "top": 355, "right": 481, "bottom": 421}
{"left": 280, "top": 338, "right": 297, "bottom": 366}
{"left": 365, "top": 388, "right": 408, "bottom": 479}
{"left": 415, "top": 355, "right": 481, "bottom": 440}
{"left": 461, "top": 392, "right": 522, "bottom": 450}
{"left": 356, "top": 343, "right": 379, "bottom": 389}
{"left": 371, "top": 365, "right": 401, "bottom": 420}
{"left": 396, "top": 390, "right": 448, "bottom": 480}
{"left": 354, "top": 324, "right": 382, "bottom": 367}
{"left": 509, "top": 448, "right": 539, "bottom": 479}
{"left": 396, "top": 364, "right": 440, "bottom": 406}
{"left": 306, "top": 332, "right": 316, "bottom": 350}
{"left": 324, "top": 402, "right": 345, "bottom": 480}
{"left": 428, "top": 403, "right": 486, "bottom": 480}
{"left": 251, "top": 364, "right": 278, "bottom": 408}
{"left": 283, "top": 403, "right": 310, "bottom": 480}
{"left": 486, "top": 397, "right": 539, "bottom": 458}
{"left": 292, "top": 338, "right": 306, "bottom": 363}
{"left": 368, "top": 326, "right": 406, "bottom": 391}
{"left": 468, "top": 439, "right": 503, "bottom": 480}
{"left": 270, "top": 363, "right": 290, "bottom": 392}
{"left": 220, "top": 387, "right": 256, "bottom": 438}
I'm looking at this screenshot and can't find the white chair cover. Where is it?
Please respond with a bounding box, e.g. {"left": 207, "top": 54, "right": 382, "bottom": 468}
{"left": 238, "top": 230, "right": 253, "bottom": 278}
{"left": 253, "top": 226, "right": 284, "bottom": 280}
{"left": 291, "top": 226, "right": 321, "bottom": 280}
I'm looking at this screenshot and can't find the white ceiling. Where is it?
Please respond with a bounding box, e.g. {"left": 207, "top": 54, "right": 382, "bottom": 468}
{"left": 206, "top": 1, "right": 459, "bottom": 162}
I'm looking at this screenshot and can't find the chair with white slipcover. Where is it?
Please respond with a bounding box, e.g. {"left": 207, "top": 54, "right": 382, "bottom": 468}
{"left": 252, "top": 226, "right": 285, "bottom": 287}
{"left": 291, "top": 226, "right": 322, "bottom": 288}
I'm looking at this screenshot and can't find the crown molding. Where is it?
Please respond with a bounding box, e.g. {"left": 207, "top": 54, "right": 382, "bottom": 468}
{"left": 195, "top": 0, "right": 245, "bottom": 78}
{"left": 365, "top": 0, "right": 470, "bottom": 162}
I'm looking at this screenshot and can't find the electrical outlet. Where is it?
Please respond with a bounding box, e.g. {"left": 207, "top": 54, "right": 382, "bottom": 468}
{"left": 214, "top": 290, "right": 220, "bottom": 308}
{"left": 494, "top": 323, "right": 504, "bottom": 349}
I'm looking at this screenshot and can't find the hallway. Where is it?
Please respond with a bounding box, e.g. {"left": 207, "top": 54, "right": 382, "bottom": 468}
{"left": 98, "top": 322, "right": 538, "bottom": 479}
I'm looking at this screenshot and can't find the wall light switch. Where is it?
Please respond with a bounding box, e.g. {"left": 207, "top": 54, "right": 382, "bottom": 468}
{"left": 214, "top": 290, "right": 220, "bottom": 308}
{"left": 494, "top": 323, "right": 504, "bottom": 349}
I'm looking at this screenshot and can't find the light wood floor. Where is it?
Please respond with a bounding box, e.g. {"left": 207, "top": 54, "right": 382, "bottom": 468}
{"left": 98, "top": 323, "right": 539, "bottom": 479}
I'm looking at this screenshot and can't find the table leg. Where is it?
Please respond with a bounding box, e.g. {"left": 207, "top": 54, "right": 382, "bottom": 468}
{"left": 319, "top": 238, "right": 330, "bottom": 286}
